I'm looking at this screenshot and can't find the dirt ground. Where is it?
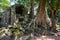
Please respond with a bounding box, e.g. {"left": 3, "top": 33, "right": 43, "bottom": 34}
{"left": 34, "top": 35, "right": 60, "bottom": 40}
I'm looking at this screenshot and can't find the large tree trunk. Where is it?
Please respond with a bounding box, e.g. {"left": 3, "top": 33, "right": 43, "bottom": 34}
{"left": 29, "top": 0, "right": 34, "bottom": 19}
{"left": 36, "top": 0, "right": 47, "bottom": 26}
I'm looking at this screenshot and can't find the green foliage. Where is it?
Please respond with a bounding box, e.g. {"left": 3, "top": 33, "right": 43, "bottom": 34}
{"left": 9, "top": 27, "right": 21, "bottom": 36}
{"left": 56, "top": 24, "right": 60, "bottom": 31}
{"left": 49, "top": 0, "right": 59, "bottom": 10}
{"left": 15, "top": 0, "right": 40, "bottom": 9}
{"left": 14, "top": 29, "right": 20, "bottom": 35}
{"left": 47, "top": 7, "right": 51, "bottom": 18}
{"left": 0, "top": 0, "right": 10, "bottom": 12}
{"left": 46, "top": 0, "right": 60, "bottom": 18}
{"left": 17, "top": 0, "right": 30, "bottom": 8}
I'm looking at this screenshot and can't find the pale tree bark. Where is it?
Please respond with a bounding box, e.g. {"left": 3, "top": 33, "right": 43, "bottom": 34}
{"left": 6, "top": 8, "right": 11, "bottom": 25}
